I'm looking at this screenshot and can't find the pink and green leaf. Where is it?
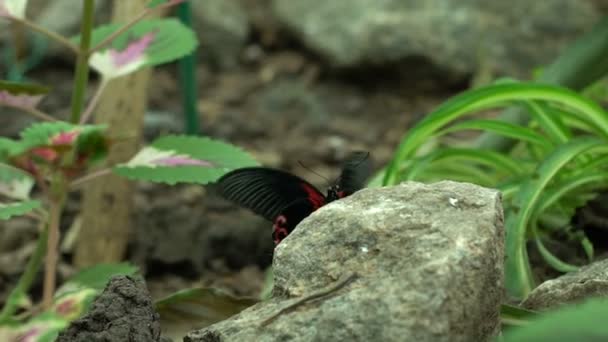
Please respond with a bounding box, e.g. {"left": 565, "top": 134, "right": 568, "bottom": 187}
{"left": 113, "top": 135, "right": 259, "bottom": 185}
{"left": 0, "top": 80, "right": 49, "bottom": 110}
{"left": 79, "top": 18, "right": 198, "bottom": 79}
{"left": 12, "top": 313, "right": 68, "bottom": 342}
{"left": 0, "top": 163, "right": 35, "bottom": 200}
{"left": 0, "top": 0, "right": 28, "bottom": 19}
{"left": 4, "top": 122, "right": 108, "bottom": 178}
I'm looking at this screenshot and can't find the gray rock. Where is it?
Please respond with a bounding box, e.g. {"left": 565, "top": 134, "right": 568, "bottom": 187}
{"left": 56, "top": 275, "right": 165, "bottom": 342}
{"left": 522, "top": 258, "right": 608, "bottom": 311}
{"left": 191, "top": 0, "right": 250, "bottom": 69}
{"left": 272, "top": 0, "right": 600, "bottom": 77}
{"left": 185, "top": 181, "right": 504, "bottom": 342}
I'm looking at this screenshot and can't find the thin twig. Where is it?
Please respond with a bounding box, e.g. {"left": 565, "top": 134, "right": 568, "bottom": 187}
{"left": 42, "top": 183, "right": 66, "bottom": 309}
{"left": 79, "top": 78, "right": 108, "bottom": 124}
{"left": 5, "top": 104, "right": 58, "bottom": 122}
{"left": 69, "top": 168, "right": 113, "bottom": 189}
{"left": 11, "top": 17, "right": 79, "bottom": 54}
{"left": 260, "top": 273, "right": 359, "bottom": 327}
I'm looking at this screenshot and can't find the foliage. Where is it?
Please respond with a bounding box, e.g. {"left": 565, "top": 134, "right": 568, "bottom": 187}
{"left": 114, "top": 135, "right": 259, "bottom": 184}
{"left": 0, "top": 0, "right": 260, "bottom": 340}
{"left": 0, "top": 264, "right": 137, "bottom": 340}
{"left": 500, "top": 298, "right": 608, "bottom": 341}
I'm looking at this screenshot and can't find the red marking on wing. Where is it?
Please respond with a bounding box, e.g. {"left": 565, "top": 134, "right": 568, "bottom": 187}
{"left": 301, "top": 183, "right": 325, "bottom": 210}
{"left": 273, "top": 215, "right": 289, "bottom": 245}
{"left": 337, "top": 190, "right": 346, "bottom": 198}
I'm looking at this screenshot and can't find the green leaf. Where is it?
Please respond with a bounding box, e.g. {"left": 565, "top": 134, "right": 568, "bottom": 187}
{"left": 52, "top": 287, "right": 98, "bottom": 321}
{"left": 113, "top": 135, "right": 259, "bottom": 185}
{"left": 8, "top": 312, "right": 68, "bottom": 342}
{"left": 0, "top": 163, "right": 35, "bottom": 200}
{"left": 0, "top": 200, "right": 40, "bottom": 220}
{"left": 438, "top": 119, "right": 552, "bottom": 150}
{"left": 155, "top": 287, "right": 258, "bottom": 340}
{"left": 502, "top": 298, "right": 608, "bottom": 341}
{"left": 523, "top": 100, "right": 571, "bottom": 144}
{"left": 505, "top": 137, "right": 605, "bottom": 299}
{"left": 82, "top": 18, "right": 198, "bottom": 79}
{"left": 19, "top": 121, "right": 75, "bottom": 149}
{"left": 501, "top": 304, "right": 537, "bottom": 327}
{"left": 0, "top": 0, "right": 29, "bottom": 19}
{"left": 383, "top": 82, "right": 608, "bottom": 186}
{"left": 0, "top": 80, "right": 49, "bottom": 110}
{"left": 59, "top": 263, "right": 138, "bottom": 292}
{"left": 405, "top": 148, "right": 526, "bottom": 181}
{"left": 533, "top": 226, "right": 579, "bottom": 273}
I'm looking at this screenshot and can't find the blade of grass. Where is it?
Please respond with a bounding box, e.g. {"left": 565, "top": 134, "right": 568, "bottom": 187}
{"left": 383, "top": 83, "right": 608, "bottom": 186}
{"left": 505, "top": 137, "right": 605, "bottom": 298}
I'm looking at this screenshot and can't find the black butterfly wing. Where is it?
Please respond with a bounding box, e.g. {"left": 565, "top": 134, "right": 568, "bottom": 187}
{"left": 272, "top": 199, "right": 316, "bottom": 244}
{"left": 217, "top": 167, "right": 326, "bottom": 221}
{"left": 337, "top": 151, "right": 372, "bottom": 196}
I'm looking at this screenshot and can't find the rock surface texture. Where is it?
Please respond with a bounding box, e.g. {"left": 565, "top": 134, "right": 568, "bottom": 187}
{"left": 522, "top": 258, "right": 608, "bottom": 311}
{"left": 272, "top": 0, "right": 599, "bottom": 77}
{"left": 185, "top": 181, "right": 504, "bottom": 342}
{"left": 56, "top": 275, "right": 167, "bottom": 342}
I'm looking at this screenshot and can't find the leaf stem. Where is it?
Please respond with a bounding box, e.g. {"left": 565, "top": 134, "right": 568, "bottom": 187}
{"left": 5, "top": 104, "right": 58, "bottom": 122}
{"left": 10, "top": 17, "right": 79, "bottom": 54}
{"left": 79, "top": 78, "right": 108, "bottom": 124}
{"left": 69, "top": 168, "right": 113, "bottom": 189}
{"left": 42, "top": 179, "right": 67, "bottom": 310}
{"left": 68, "top": 0, "right": 96, "bottom": 124}
{"left": 0, "top": 221, "right": 48, "bottom": 323}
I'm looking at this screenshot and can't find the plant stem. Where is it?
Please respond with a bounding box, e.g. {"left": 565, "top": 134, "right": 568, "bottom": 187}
{"left": 42, "top": 180, "right": 67, "bottom": 310}
{"left": 68, "top": 0, "right": 96, "bottom": 124}
{"left": 79, "top": 78, "right": 108, "bottom": 124}
{"left": 69, "top": 168, "right": 113, "bottom": 189}
{"left": 0, "top": 222, "right": 48, "bottom": 324}
{"left": 177, "top": 1, "right": 200, "bottom": 134}
{"left": 11, "top": 17, "right": 79, "bottom": 54}
{"left": 6, "top": 104, "right": 58, "bottom": 122}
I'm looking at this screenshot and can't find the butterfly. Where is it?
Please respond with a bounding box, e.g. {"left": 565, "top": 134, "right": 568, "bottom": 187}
{"left": 217, "top": 151, "right": 372, "bottom": 245}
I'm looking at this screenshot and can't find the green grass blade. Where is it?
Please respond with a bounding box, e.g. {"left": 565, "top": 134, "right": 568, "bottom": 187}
{"left": 504, "top": 137, "right": 605, "bottom": 298}
{"left": 523, "top": 100, "right": 571, "bottom": 144}
{"left": 439, "top": 119, "right": 552, "bottom": 150}
{"left": 383, "top": 83, "right": 608, "bottom": 186}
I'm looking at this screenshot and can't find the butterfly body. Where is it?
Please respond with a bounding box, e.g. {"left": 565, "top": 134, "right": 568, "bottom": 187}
{"left": 218, "top": 152, "right": 371, "bottom": 245}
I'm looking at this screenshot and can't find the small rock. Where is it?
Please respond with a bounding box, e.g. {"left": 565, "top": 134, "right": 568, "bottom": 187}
{"left": 186, "top": 181, "right": 504, "bottom": 341}
{"left": 522, "top": 258, "right": 608, "bottom": 311}
{"left": 56, "top": 275, "right": 165, "bottom": 342}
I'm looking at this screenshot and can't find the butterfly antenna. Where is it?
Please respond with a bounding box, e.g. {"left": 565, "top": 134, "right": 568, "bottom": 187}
{"left": 297, "top": 161, "right": 330, "bottom": 183}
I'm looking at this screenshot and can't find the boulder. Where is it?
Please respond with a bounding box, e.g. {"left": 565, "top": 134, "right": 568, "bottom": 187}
{"left": 272, "top": 0, "right": 600, "bottom": 77}
{"left": 185, "top": 181, "right": 504, "bottom": 342}
{"left": 522, "top": 258, "right": 608, "bottom": 311}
